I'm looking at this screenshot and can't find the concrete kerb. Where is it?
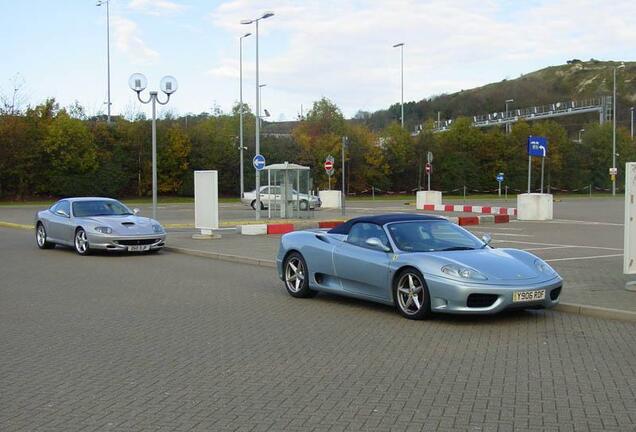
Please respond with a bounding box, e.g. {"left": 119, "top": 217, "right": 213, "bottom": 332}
{"left": 164, "top": 246, "right": 276, "bottom": 269}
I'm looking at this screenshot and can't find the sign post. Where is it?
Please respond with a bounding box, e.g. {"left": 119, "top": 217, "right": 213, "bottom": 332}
{"left": 341, "top": 137, "right": 347, "bottom": 217}
{"left": 324, "top": 155, "right": 334, "bottom": 190}
{"left": 527, "top": 136, "right": 548, "bottom": 193}
{"left": 426, "top": 151, "right": 433, "bottom": 192}
{"left": 496, "top": 172, "right": 504, "bottom": 197}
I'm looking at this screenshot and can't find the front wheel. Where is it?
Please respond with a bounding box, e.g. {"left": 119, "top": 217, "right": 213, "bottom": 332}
{"left": 35, "top": 223, "right": 55, "bottom": 249}
{"left": 250, "top": 200, "right": 265, "bottom": 210}
{"left": 283, "top": 252, "right": 316, "bottom": 298}
{"left": 74, "top": 228, "right": 91, "bottom": 256}
{"left": 299, "top": 200, "right": 309, "bottom": 211}
{"left": 393, "top": 269, "right": 431, "bottom": 320}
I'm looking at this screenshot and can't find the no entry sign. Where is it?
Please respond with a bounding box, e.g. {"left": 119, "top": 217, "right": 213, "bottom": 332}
{"left": 324, "top": 160, "right": 334, "bottom": 171}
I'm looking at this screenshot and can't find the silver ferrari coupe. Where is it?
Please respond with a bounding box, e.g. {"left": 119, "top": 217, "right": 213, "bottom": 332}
{"left": 276, "top": 214, "right": 562, "bottom": 319}
{"left": 35, "top": 197, "right": 166, "bottom": 255}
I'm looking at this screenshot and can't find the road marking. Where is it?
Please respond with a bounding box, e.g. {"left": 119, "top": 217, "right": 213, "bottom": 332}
{"left": 521, "top": 219, "right": 623, "bottom": 227}
{"left": 493, "top": 239, "right": 623, "bottom": 251}
{"left": 473, "top": 231, "right": 533, "bottom": 237}
{"left": 545, "top": 254, "right": 623, "bottom": 262}
{"left": 522, "top": 246, "right": 572, "bottom": 251}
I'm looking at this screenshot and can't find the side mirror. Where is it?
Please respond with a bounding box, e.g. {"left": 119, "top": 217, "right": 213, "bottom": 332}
{"left": 55, "top": 209, "right": 69, "bottom": 218}
{"left": 481, "top": 233, "right": 492, "bottom": 246}
{"left": 365, "top": 237, "right": 391, "bottom": 252}
{"left": 133, "top": 208, "right": 140, "bottom": 215}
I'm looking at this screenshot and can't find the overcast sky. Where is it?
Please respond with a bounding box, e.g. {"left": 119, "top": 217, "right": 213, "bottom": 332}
{"left": 2, "top": 0, "right": 635, "bottom": 121}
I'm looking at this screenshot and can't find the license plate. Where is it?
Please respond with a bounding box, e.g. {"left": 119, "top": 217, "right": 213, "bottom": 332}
{"left": 512, "top": 289, "right": 546, "bottom": 302}
{"left": 128, "top": 245, "right": 150, "bottom": 252}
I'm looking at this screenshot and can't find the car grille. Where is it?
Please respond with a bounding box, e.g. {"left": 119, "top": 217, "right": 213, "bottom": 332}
{"left": 115, "top": 239, "right": 160, "bottom": 246}
{"left": 466, "top": 294, "right": 498, "bottom": 308}
{"left": 550, "top": 286, "right": 562, "bottom": 301}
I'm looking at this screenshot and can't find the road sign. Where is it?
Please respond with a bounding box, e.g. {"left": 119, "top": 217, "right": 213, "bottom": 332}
{"left": 425, "top": 163, "right": 432, "bottom": 175}
{"left": 527, "top": 136, "right": 548, "bottom": 157}
{"left": 496, "top": 172, "right": 504, "bottom": 182}
{"left": 253, "top": 154, "right": 266, "bottom": 171}
{"left": 427, "top": 151, "right": 433, "bottom": 163}
{"left": 609, "top": 167, "right": 618, "bottom": 176}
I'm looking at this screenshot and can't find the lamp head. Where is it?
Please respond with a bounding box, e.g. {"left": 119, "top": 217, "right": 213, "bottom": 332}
{"left": 240, "top": 19, "right": 253, "bottom": 25}
{"left": 128, "top": 73, "right": 147, "bottom": 93}
{"left": 506, "top": 99, "right": 514, "bottom": 103}
{"left": 393, "top": 42, "right": 404, "bottom": 48}
{"left": 242, "top": 32, "right": 252, "bottom": 38}
{"left": 261, "top": 11, "right": 274, "bottom": 19}
{"left": 160, "top": 75, "right": 178, "bottom": 95}
{"left": 96, "top": 0, "right": 107, "bottom": 5}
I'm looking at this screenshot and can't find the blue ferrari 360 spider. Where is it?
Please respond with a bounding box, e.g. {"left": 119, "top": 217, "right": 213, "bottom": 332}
{"left": 276, "top": 214, "right": 562, "bottom": 319}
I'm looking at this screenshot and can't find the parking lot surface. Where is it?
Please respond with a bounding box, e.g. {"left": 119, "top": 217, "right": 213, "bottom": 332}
{"left": 2, "top": 227, "right": 636, "bottom": 432}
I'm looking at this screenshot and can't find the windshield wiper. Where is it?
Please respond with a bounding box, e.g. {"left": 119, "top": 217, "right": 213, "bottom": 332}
{"left": 439, "top": 246, "right": 475, "bottom": 251}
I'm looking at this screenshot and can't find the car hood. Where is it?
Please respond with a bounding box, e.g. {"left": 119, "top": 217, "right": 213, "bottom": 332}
{"left": 413, "top": 248, "right": 556, "bottom": 284}
{"left": 80, "top": 215, "right": 160, "bottom": 235}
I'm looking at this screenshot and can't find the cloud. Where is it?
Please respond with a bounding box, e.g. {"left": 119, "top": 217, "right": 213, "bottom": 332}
{"left": 112, "top": 16, "right": 159, "bottom": 64}
{"left": 207, "top": 0, "right": 636, "bottom": 117}
{"left": 128, "top": 0, "right": 185, "bottom": 16}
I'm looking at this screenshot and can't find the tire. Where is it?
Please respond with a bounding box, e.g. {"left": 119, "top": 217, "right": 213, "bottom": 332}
{"left": 74, "top": 228, "right": 91, "bottom": 256}
{"left": 250, "top": 200, "right": 265, "bottom": 210}
{"left": 35, "top": 223, "right": 55, "bottom": 249}
{"left": 283, "top": 252, "right": 316, "bottom": 298}
{"left": 299, "top": 200, "right": 309, "bottom": 211}
{"left": 393, "top": 268, "right": 431, "bottom": 320}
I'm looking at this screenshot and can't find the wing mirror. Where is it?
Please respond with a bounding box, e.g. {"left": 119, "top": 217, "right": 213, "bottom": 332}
{"left": 133, "top": 208, "right": 140, "bottom": 215}
{"left": 481, "top": 233, "right": 492, "bottom": 246}
{"left": 366, "top": 237, "right": 391, "bottom": 252}
{"left": 55, "top": 209, "right": 69, "bottom": 218}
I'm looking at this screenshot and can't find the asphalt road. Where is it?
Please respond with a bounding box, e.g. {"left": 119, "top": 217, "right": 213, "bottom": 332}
{"left": 2, "top": 227, "right": 636, "bottom": 431}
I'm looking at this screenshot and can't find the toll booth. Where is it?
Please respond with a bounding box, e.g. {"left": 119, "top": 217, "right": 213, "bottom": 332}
{"left": 264, "top": 162, "right": 314, "bottom": 219}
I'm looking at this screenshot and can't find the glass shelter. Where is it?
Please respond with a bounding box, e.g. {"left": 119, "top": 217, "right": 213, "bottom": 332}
{"left": 263, "top": 162, "right": 314, "bottom": 219}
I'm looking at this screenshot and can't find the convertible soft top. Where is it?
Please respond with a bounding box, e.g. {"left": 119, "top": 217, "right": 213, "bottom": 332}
{"left": 328, "top": 213, "right": 446, "bottom": 235}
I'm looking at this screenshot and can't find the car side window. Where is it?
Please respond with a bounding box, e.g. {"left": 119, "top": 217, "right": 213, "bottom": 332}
{"left": 58, "top": 200, "right": 70, "bottom": 217}
{"left": 50, "top": 202, "right": 60, "bottom": 213}
{"left": 260, "top": 187, "right": 269, "bottom": 194}
{"left": 347, "top": 223, "right": 390, "bottom": 250}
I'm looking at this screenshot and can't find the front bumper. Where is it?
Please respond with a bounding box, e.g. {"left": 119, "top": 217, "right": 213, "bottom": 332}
{"left": 86, "top": 232, "right": 166, "bottom": 252}
{"left": 426, "top": 274, "right": 563, "bottom": 315}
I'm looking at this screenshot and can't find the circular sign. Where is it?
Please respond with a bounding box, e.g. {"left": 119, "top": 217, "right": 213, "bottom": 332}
{"left": 253, "top": 154, "right": 266, "bottom": 171}
{"left": 324, "top": 160, "right": 334, "bottom": 171}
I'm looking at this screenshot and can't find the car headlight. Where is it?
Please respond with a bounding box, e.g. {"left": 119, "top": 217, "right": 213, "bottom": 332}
{"left": 534, "top": 259, "right": 556, "bottom": 275}
{"left": 152, "top": 224, "right": 164, "bottom": 233}
{"left": 94, "top": 226, "right": 112, "bottom": 234}
{"left": 441, "top": 264, "right": 488, "bottom": 281}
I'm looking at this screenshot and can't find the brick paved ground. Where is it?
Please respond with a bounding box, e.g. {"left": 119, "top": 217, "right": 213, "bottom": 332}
{"left": 2, "top": 227, "right": 636, "bottom": 432}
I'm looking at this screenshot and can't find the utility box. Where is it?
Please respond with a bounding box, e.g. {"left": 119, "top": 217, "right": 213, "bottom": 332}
{"left": 624, "top": 163, "right": 636, "bottom": 274}
{"left": 416, "top": 191, "right": 442, "bottom": 208}
{"left": 319, "top": 190, "right": 341, "bottom": 208}
{"left": 194, "top": 170, "right": 219, "bottom": 235}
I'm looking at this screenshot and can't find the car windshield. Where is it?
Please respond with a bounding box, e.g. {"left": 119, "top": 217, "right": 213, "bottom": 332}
{"left": 72, "top": 200, "right": 133, "bottom": 217}
{"left": 387, "top": 221, "right": 484, "bottom": 252}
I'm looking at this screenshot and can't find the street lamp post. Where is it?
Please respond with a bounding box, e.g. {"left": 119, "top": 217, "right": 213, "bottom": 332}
{"left": 505, "top": 99, "right": 514, "bottom": 134}
{"left": 96, "top": 0, "right": 111, "bottom": 123}
{"left": 128, "top": 73, "right": 178, "bottom": 220}
{"left": 239, "top": 32, "right": 251, "bottom": 199}
{"left": 393, "top": 43, "right": 404, "bottom": 128}
{"left": 631, "top": 107, "right": 634, "bottom": 139}
{"left": 241, "top": 11, "right": 274, "bottom": 220}
{"left": 613, "top": 63, "right": 625, "bottom": 196}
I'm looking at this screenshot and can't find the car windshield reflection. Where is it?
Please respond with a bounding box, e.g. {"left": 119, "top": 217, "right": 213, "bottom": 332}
{"left": 387, "top": 221, "right": 484, "bottom": 252}
{"left": 72, "top": 200, "right": 133, "bottom": 217}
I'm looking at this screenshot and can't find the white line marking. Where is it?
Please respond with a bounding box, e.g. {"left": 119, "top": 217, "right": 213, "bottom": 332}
{"left": 522, "top": 246, "right": 572, "bottom": 251}
{"left": 521, "top": 219, "right": 623, "bottom": 227}
{"left": 473, "top": 231, "right": 533, "bottom": 237}
{"left": 545, "top": 254, "right": 623, "bottom": 262}
{"left": 492, "top": 239, "right": 622, "bottom": 251}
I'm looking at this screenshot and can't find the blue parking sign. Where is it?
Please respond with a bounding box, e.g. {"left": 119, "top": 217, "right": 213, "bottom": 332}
{"left": 253, "top": 154, "right": 266, "bottom": 171}
{"left": 496, "top": 173, "right": 504, "bottom": 182}
{"left": 527, "top": 136, "right": 548, "bottom": 158}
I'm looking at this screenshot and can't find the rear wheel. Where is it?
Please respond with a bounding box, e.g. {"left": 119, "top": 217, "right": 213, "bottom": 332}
{"left": 283, "top": 252, "right": 316, "bottom": 298}
{"left": 35, "top": 223, "right": 55, "bottom": 249}
{"left": 393, "top": 268, "right": 431, "bottom": 320}
{"left": 250, "top": 200, "right": 265, "bottom": 210}
{"left": 299, "top": 200, "right": 309, "bottom": 211}
{"left": 74, "top": 228, "right": 91, "bottom": 256}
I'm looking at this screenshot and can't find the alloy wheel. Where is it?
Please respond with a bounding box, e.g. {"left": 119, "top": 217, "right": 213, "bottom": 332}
{"left": 75, "top": 229, "right": 88, "bottom": 254}
{"left": 396, "top": 272, "right": 425, "bottom": 315}
{"left": 285, "top": 257, "right": 305, "bottom": 293}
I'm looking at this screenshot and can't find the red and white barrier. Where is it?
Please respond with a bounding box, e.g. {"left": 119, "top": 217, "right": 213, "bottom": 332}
{"left": 422, "top": 203, "right": 517, "bottom": 216}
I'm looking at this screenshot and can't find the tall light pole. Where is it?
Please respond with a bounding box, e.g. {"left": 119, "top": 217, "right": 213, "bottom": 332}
{"left": 97, "top": 0, "right": 111, "bottom": 123}
{"left": 241, "top": 11, "right": 274, "bottom": 219}
{"left": 259, "top": 83, "right": 267, "bottom": 121}
{"left": 631, "top": 107, "right": 634, "bottom": 139}
{"left": 128, "top": 73, "right": 178, "bottom": 220}
{"left": 505, "top": 99, "right": 514, "bottom": 134}
{"left": 393, "top": 43, "right": 404, "bottom": 128}
{"left": 239, "top": 32, "right": 251, "bottom": 199}
{"left": 612, "top": 62, "right": 625, "bottom": 196}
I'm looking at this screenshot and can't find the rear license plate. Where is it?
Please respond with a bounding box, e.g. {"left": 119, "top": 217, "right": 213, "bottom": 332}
{"left": 128, "top": 245, "right": 150, "bottom": 252}
{"left": 512, "top": 289, "right": 546, "bottom": 302}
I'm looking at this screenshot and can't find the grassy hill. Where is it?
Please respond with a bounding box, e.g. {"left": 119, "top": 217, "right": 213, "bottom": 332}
{"left": 363, "top": 59, "right": 636, "bottom": 131}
